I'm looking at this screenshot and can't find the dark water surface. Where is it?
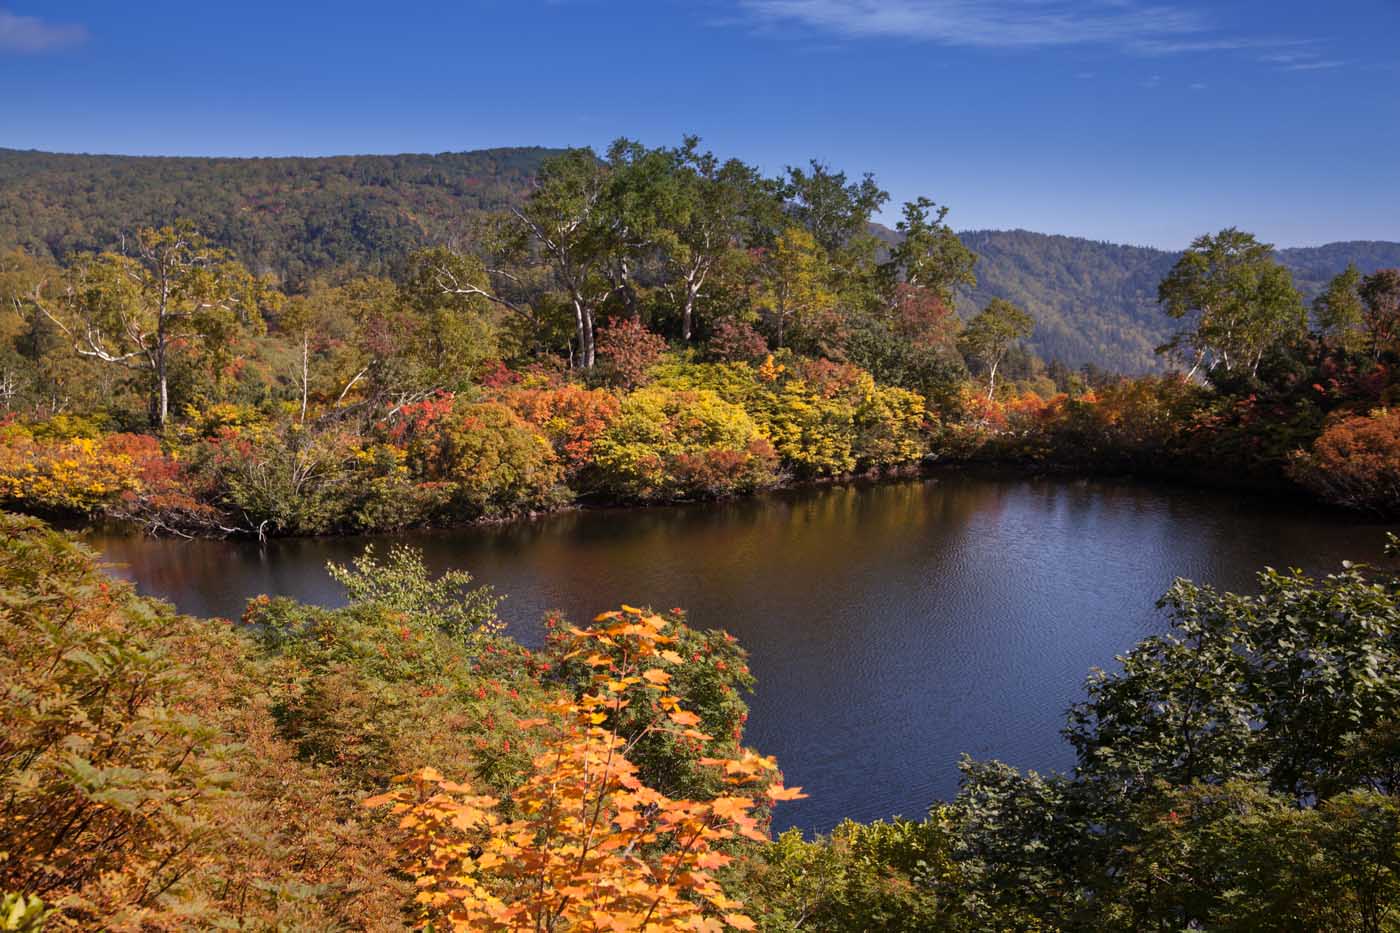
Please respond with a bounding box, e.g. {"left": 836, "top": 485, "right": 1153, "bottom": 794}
{"left": 90, "top": 474, "right": 1394, "bottom": 833}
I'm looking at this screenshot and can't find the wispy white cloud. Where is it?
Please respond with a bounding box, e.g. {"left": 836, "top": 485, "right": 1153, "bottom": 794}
{"left": 1258, "top": 48, "right": 1347, "bottom": 72}
{"left": 0, "top": 8, "right": 87, "bottom": 53}
{"left": 737, "top": 0, "right": 1206, "bottom": 49}
{"left": 733, "top": 0, "right": 1323, "bottom": 66}
{"left": 1130, "top": 36, "right": 1312, "bottom": 56}
{"left": 1281, "top": 59, "right": 1347, "bottom": 71}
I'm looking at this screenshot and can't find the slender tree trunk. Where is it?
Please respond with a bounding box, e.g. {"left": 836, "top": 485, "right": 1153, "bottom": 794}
{"left": 986, "top": 359, "right": 998, "bottom": 401}
{"left": 583, "top": 310, "right": 596, "bottom": 368}
{"left": 155, "top": 350, "right": 169, "bottom": 427}
{"left": 155, "top": 264, "right": 170, "bottom": 428}
{"left": 681, "top": 267, "right": 705, "bottom": 342}
{"left": 300, "top": 331, "right": 309, "bottom": 423}
{"left": 573, "top": 298, "right": 596, "bottom": 368}
{"left": 620, "top": 258, "right": 639, "bottom": 322}
{"left": 574, "top": 300, "right": 587, "bottom": 369}
{"left": 1185, "top": 349, "right": 1206, "bottom": 381}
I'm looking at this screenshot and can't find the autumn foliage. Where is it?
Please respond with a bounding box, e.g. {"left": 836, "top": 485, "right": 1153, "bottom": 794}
{"left": 0, "top": 427, "right": 142, "bottom": 513}
{"left": 706, "top": 319, "right": 769, "bottom": 364}
{"left": 0, "top": 513, "right": 416, "bottom": 929}
{"left": 369, "top": 605, "right": 804, "bottom": 931}
{"left": 597, "top": 317, "right": 669, "bottom": 389}
{"left": 0, "top": 425, "right": 215, "bottom": 533}
{"left": 1289, "top": 408, "right": 1400, "bottom": 515}
{"left": 504, "top": 382, "right": 623, "bottom": 476}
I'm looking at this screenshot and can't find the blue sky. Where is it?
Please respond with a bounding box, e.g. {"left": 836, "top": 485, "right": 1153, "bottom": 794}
{"left": 1, "top": 0, "right": 1397, "bottom": 248}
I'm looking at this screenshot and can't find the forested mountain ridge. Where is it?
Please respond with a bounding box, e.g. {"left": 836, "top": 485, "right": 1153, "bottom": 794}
{"left": 953, "top": 229, "right": 1180, "bottom": 373}
{"left": 955, "top": 229, "right": 1400, "bottom": 372}
{"left": 0, "top": 146, "right": 559, "bottom": 282}
{"left": 2, "top": 146, "right": 1396, "bottom": 372}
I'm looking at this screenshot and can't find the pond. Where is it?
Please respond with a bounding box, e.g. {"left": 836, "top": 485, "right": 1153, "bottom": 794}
{"left": 90, "top": 473, "right": 1394, "bottom": 834}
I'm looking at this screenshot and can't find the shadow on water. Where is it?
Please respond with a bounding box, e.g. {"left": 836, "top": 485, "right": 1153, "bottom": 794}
{"left": 88, "top": 473, "right": 1396, "bottom": 833}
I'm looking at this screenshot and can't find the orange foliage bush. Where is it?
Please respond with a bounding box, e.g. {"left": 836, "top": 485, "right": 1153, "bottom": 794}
{"left": 504, "top": 382, "right": 622, "bottom": 475}
{"left": 370, "top": 606, "right": 803, "bottom": 931}
{"left": 1288, "top": 408, "right": 1400, "bottom": 515}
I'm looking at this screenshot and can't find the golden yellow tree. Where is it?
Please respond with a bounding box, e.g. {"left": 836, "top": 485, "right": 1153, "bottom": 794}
{"left": 369, "top": 606, "right": 804, "bottom": 931}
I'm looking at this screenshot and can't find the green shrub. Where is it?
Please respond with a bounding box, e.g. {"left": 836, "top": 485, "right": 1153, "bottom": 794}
{"left": 0, "top": 893, "right": 49, "bottom": 932}
{"left": 245, "top": 544, "right": 545, "bottom": 795}
{"left": 732, "top": 818, "right": 958, "bottom": 932}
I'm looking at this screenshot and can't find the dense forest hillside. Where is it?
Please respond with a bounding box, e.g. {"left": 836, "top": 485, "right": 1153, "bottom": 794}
{"left": 954, "top": 230, "right": 1179, "bottom": 372}
{"left": 1277, "top": 240, "right": 1400, "bottom": 294}
{"left": 957, "top": 230, "right": 1400, "bottom": 372}
{"left": 2, "top": 147, "right": 1397, "bottom": 372}
{"left": 0, "top": 146, "right": 557, "bottom": 282}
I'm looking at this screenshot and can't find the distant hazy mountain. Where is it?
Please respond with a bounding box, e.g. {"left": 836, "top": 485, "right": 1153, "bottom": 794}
{"left": 2, "top": 147, "right": 1396, "bottom": 373}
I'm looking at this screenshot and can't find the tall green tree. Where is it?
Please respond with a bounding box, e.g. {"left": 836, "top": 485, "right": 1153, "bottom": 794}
{"left": 840, "top": 197, "right": 977, "bottom": 395}
{"left": 397, "top": 247, "right": 499, "bottom": 387}
{"left": 664, "top": 138, "right": 777, "bottom": 341}
{"left": 321, "top": 261, "right": 496, "bottom": 412}
{"left": 28, "top": 224, "right": 269, "bottom": 426}
{"left": 1314, "top": 263, "right": 1367, "bottom": 353}
{"left": 958, "top": 299, "right": 1034, "bottom": 399}
{"left": 1359, "top": 268, "right": 1400, "bottom": 357}
{"left": 783, "top": 161, "right": 889, "bottom": 255}
{"left": 596, "top": 138, "right": 680, "bottom": 321}
{"left": 1157, "top": 228, "right": 1305, "bottom": 378}
{"left": 880, "top": 197, "right": 978, "bottom": 304}
{"left": 511, "top": 148, "right": 617, "bottom": 368}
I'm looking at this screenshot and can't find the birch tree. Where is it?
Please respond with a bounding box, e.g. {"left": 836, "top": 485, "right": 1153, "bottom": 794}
{"left": 959, "top": 299, "right": 1034, "bottom": 399}
{"left": 880, "top": 197, "right": 978, "bottom": 304}
{"left": 1157, "top": 228, "right": 1305, "bottom": 378}
{"left": 29, "top": 223, "right": 266, "bottom": 426}
{"left": 512, "top": 148, "right": 617, "bottom": 368}
{"left": 665, "top": 138, "right": 774, "bottom": 341}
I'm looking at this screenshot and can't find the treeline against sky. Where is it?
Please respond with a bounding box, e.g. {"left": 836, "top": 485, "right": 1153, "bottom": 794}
{"left": 5, "top": 144, "right": 1398, "bottom": 374}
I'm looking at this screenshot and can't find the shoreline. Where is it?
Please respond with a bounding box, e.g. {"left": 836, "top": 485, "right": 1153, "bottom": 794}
{"left": 46, "top": 455, "right": 1385, "bottom": 544}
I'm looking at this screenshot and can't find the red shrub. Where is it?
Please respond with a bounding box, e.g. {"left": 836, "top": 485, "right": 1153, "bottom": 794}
{"left": 595, "top": 318, "right": 667, "bottom": 388}
{"left": 707, "top": 319, "right": 769, "bottom": 363}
